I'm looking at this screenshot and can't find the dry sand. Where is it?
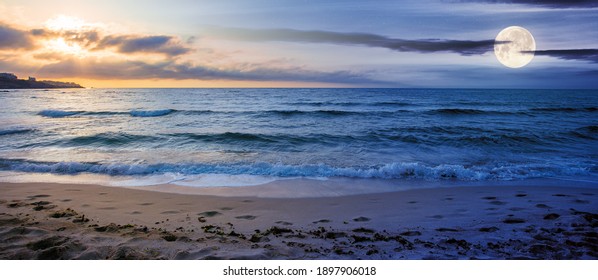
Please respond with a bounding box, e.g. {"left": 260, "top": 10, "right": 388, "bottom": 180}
{"left": 0, "top": 181, "right": 596, "bottom": 259}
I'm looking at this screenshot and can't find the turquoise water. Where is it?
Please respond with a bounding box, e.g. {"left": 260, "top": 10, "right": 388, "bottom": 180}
{"left": 0, "top": 88, "right": 597, "bottom": 185}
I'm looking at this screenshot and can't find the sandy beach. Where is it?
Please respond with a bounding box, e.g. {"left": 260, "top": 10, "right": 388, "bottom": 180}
{"left": 1, "top": 180, "right": 596, "bottom": 259}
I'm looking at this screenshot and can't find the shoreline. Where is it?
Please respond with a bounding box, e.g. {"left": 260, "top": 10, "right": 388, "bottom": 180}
{"left": 2, "top": 171, "right": 598, "bottom": 198}
{"left": 1, "top": 181, "right": 596, "bottom": 259}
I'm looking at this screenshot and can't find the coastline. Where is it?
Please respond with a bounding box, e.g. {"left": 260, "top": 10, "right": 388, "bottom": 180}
{"left": 1, "top": 180, "right": 596, "bottom": 259}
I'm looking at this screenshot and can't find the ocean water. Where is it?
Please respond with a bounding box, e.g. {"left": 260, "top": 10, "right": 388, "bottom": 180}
{"left": 0, "top": 88, "right": 597, "bottom": 187}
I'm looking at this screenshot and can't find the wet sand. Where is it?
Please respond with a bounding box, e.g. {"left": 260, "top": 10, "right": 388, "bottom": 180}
{"left": 0, "top": 181, "right": 596, "bottom": 259}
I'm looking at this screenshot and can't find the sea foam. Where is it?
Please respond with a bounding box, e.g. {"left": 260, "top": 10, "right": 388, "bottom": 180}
{"left": 0, "top": 159, "right": 592, "bottom": 181}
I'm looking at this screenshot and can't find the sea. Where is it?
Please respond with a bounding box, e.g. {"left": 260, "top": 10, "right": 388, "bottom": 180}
{"left": 0, "top": 88, "right": 597, "bottom": 190}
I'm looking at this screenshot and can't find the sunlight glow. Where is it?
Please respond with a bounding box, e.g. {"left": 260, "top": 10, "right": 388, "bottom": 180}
{"left": 45, "top": 15, "right": 87, "bottom": 31}
{"left": 45, "top": 38, "right": 87, "bottom": 57}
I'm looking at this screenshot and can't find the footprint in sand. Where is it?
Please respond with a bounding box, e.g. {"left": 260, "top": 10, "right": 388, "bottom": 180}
{"left": 573, "top": 199, "right": 590, "bottom": 204}
{"left": 60, "top": 199, "right": 72, "bottom": 202}
{"left": 479, "top": 226, "right": 499, "bottom": 232}
{"left": 407, "top": 201, "right": 417, "bottom": 204}
{"left": 515, "top": 193, "right": 527, "bottom": 197}
{"left": 235, "top": 215, "right": 257, "bottom": 220}
{"left": 429, "top": 215, "right": 444, "bottom": 219}
{"left": 138, "top": 202, "right": 154, "bottom": 206}
{"left": 482, "top": 196, "right": 497, "bottom": 200}
{"left": 220, "top": 207, "right": 234, "bottom": 211}
{"left": 199, "top": 211, "right": 222, "bottom": 217}
{"left": 502, "top": 217, "right": 526, "bottom": 224}
{"left": 160, "top": 210, "right": 180, "bottom": 214}
{"left": 535, "top": 203, "right": 551, "bottom": 209}
{"left": 241, "top": 200, "right": 253, "bottom": 203}
{"left": 489, "top": 201, "right": 507, "bottom": 205}
{"left": 31, "top": 201, "right": 51, "bottom": 206}
{"left": 400, "top": 230, "right": 422, "bottom": 236}
{"left": 544, "top": 213, "right": 560, "bottom": 220}
{"left": 28, "top": 194, "right": 51, "bottom": 199}
{"left": 275, "top": 221, "right": 293, "bottom": 226}
{"left": 352, "top": 217, "right": 370, "bottom": 222}
{"left": 98, "top": 207, "right": 116, "bottom": 210}
{"left": 130, "top": 211, "right": 142, "bottom": 215}
{"left": 313, "top": 219, "right": 331, "bottom": 224}
{"left": 7, "top": 201, "right": 28, "bottom": 208}
{"left": 31, "top": 200, "right": 55, "bottom": 210}
{"left": 436, "top": 227, "right": 459, "bottom": 232}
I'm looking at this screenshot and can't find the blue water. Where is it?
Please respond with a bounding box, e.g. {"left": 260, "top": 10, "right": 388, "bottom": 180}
{"left": 0, "top": 88, "right": 597, "bottom": 185}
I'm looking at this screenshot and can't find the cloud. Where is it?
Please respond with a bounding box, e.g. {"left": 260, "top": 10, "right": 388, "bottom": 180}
{"left": 29, "top": 58, "right": 385, "bottom": 85}
{"left": 96, "top": 35, "right": 191, "bottom": 56}
{"left": 457, "top": 0, "right": 598, "bottom": 8}
{"left": 0, "top": 23, "right": 33, "bottom": 49}
{"left": 207, "top": 27, "right": 497, "bottom": 55}
{"left": 27, "top": 25, "right": 191, "bottom": 57}
{"left": 528, "top": 49, "right": 598, "bottom": 63}
{"left": 32, "top": 51, "right": 70, "bottom": 61}
{"left": 30, "top": 28, "right": 100, "bottom": 47}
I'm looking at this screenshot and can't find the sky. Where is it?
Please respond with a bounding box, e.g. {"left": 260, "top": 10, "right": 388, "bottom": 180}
{"left": 0, "top": 0, "right": 597, "bottom": 88}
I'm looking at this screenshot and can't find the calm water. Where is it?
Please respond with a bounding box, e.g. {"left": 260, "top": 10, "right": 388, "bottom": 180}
{"left": 0, "top": 88, "right": 597, "bottom": 186}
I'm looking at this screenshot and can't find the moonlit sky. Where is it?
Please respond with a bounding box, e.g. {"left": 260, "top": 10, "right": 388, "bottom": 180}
{"left": 0, "top": 0, "right": 597, "bottom": 88}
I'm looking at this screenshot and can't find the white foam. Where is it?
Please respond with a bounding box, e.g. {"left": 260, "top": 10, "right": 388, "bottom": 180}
{"left": 171, "top": 174, "right": 279, "bottom": 187}
{"left": 0, "top": 159, "right": 594, "bottom": 181}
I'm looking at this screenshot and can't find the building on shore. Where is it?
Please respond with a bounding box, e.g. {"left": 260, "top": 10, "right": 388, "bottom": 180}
{"left": 0, "top": 73, "right": 18, "bottom": 80}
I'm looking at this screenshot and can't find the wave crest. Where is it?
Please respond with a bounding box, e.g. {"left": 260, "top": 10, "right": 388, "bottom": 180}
{"left": 0, "top": 127, "right": 35, "bottom": 136}
{"left": 38, "top": 110, "right": 82, "bottom": 118}
{"left": 130, "top": 109, "right": 175, "bottom": 117}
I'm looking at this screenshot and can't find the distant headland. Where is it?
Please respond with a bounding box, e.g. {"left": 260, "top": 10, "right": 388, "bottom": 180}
{"left": 0, "top": 73, "right": 83, "bottom": 89}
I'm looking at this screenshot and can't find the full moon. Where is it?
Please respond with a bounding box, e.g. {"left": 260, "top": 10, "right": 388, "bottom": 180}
{"left": 494, "top": 26, "right": 536, "bottom": 68}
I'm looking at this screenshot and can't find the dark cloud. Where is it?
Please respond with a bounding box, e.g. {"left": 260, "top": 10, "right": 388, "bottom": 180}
{"left": 97, "top": 35, "right": 191, "bottom": 56}
{"left": 525, "top": 49, "right": 598, "bottom": 63}
{"left": 62, "top": 30, "right": 100, "bottom": 47}
{"left": 0, "top": 24, "right": 33, "bottom": 49}
{"left": 457, "top": 0, "right": 598, "bottom": 8}
{"left": 208, "top": 27, "right": 497, "bottom": 55}
{"left": 30, "top": 58, "right": 384, "bottom": 85}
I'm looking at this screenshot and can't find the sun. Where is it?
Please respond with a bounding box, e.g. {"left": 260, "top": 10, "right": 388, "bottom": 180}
{"left": 45, "top": 38, "right": 86, "bottom": 56}
{"left": 41, "top": 15, "right": 92, "bottom": 57}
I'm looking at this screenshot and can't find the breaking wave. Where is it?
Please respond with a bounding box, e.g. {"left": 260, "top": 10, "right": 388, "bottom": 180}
{"left": 0, "top": 159, "right": 592, "bottom": 181}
